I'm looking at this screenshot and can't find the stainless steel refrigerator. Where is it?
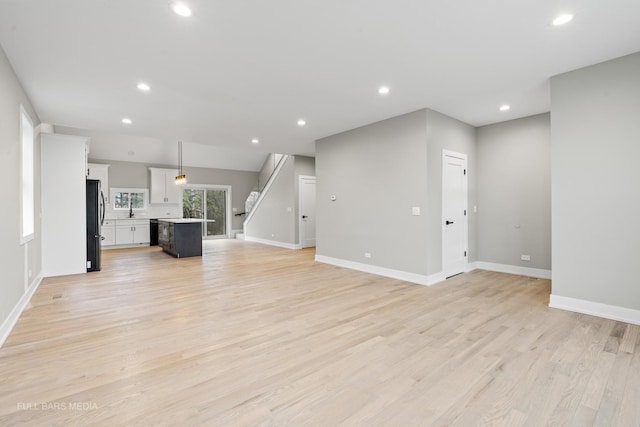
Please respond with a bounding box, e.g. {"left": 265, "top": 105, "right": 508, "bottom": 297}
{"left": 86, "top": 179, "right": 105, "bottom": 272}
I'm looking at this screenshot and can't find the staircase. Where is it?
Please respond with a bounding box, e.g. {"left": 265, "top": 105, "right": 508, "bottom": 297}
{"left": 242, "top": 154, "right": 289, "bottom": 237}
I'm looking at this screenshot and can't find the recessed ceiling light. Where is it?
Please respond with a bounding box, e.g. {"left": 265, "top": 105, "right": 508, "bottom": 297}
{"left": 552, "top": 14, "right": 573, "bottom": 26}
{"left": 499, "top": 105, "right": 511, "bottom": 111}
{"left": 136, "top": 82, "right": 150, "bottom": 91}
{"left": 378, "top": 86, "right": 390, "bottom": 95}
{"left": 297, "top": 119, "right": 306, "bottom": 126}
{"left": 170, "top": 2, "right": 192, "bottom": 17}
{"left": 122, "top": 118, "right": 132, "bottom": 124}
{"left": 251, "top": 139, "right": 259, "bottom": 144}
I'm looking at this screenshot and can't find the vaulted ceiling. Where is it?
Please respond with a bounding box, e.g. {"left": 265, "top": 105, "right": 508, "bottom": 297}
{"left": 1, "top": 1, "right": 639, "bottom": 170}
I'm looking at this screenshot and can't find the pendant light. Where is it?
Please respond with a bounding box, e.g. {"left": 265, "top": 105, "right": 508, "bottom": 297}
{"left": 175, "top": 140, "right": 187, "bottom": 185}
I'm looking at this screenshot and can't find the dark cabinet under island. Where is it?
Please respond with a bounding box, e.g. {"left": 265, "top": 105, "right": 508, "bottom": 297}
{"left": 158, "top": 219, "right": 203, "bottom": 258}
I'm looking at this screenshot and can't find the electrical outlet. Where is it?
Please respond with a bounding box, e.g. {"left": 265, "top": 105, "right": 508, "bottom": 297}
{"left": 521, "top": 254, "right": 531, "bottom": 261}
{"left": 364, "top": 252, "right": 372, "bottom": 259}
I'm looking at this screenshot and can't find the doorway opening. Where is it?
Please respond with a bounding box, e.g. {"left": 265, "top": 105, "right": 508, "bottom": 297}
{"left": 182, "top": 185, "right": 232, "bottom": 239}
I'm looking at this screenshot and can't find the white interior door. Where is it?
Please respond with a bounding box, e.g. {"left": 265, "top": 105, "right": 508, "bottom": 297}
{"left": 442, "top": 151, "right": 468, "bottom": 278}
{"left": 299, "top": 176, "right": 316, "bottom": 248}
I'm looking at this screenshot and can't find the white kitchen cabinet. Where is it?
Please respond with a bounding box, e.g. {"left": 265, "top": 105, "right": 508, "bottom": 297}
{"left": 101, "top": 219, "right": 116, "bottom": 246}
{"left": 149, "top": 168, "right": 180, "bottom": 204}
{"left": 115, "top": 219, "right": 150, "bottom": 245}
{"left": 134, "top": 221, "right": 150, "bottom": 244}
{"left": 87, "top": 163, "right": 110, "bottom": 202}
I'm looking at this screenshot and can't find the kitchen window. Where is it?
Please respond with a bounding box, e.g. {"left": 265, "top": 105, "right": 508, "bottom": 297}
{"left": 111, "top": 188, "right": 148, "bottom": 211}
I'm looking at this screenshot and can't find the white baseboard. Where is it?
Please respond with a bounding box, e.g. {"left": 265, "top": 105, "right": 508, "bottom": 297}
{"left": 102, "top": 242, "right": 150, "bottom": 250}
{"left": 426, "top": 271, "right": 446, "bottom": 286}
{"left": 244, "top": 236, "right": 302, "bottom": 250}
{"left": 310, "top": 257, "right": 550, "bottom": 287}
{"left": 475, "top": 261, "right": 551, "bottom": 280}
{"left": 549, "top": 295, "right": 640, "bottom": 326}
{"left": 315, "top": 255, "right": 440, "bottom": 286}
{"left": 0, "top": 274, "right": 43, "bottom": 348}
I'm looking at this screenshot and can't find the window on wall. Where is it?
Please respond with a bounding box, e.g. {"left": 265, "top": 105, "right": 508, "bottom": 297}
{"left": 111, "top": 188, "right": 148, "bottom": 211}
{"left": 20, "top": 106, "right": 34, "bottom": 243}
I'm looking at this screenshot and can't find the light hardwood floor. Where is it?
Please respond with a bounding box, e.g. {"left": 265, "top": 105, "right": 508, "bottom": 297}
{"left": 0, "top": 240, "right": 638, "bottom": 426}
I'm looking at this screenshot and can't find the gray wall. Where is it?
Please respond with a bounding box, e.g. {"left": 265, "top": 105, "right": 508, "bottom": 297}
{"left": 184, "top": 165, "right": 259, "bottom": 231}
{"left": 0, "top": 45, "right": 41, "bottom": 328}
{"left": 245, "top": 155, "right": 297, "bottom": 244}
{"left": 551, "top": 52, "right": 640, "bottom": 310}
{"left": 258, "top": 153, "right": 283, "bottom": 191}
{"left": 316, "top": 110, "right": 430, "bottom": 275}
{"left": 90, "top": 159, "right": 258, "bottom": 230}
{"left": 316, "top": 109, "right": 475, "bottom": 279}
{"left": 477, "top": 114, "right": 551, "bottom": 270}
{"left": 245, "top": 155, "right": 316, "bottom": 245}
{"left": 426, "top": 109, "right": 477, "bottom": 275}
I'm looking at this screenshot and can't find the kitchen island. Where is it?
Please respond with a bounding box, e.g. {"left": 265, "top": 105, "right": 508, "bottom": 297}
{"left": 158, "top": 219, "right": 203, "bottom": 258}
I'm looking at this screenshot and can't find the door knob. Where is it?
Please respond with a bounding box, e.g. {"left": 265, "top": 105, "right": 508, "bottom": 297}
{"left": 302, "top": 215, "right": 308, "bottom": 219}
{"left": 445, "top": 220, "right": 454, "bottom": 225}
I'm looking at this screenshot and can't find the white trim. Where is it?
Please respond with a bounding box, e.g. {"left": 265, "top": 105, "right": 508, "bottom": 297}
{"left": 103, "top": 243, "right": 150, "bottom": 250}
{"left": 244, "top": 155, "right": 290, "bottom": 228}
{"left": 427, "top": 271, "right": 446, "bottom": 286}
{"left": 298, "top": 175, "right": 316, "bottom": 248}
{"left": 19, "top": 105, "right": 35, "bottom": 244}
{"left": 442, "top": 149, "right": 468, "bottom": 278}
{"left": 442, "top": 149, "right": 467, "bottom": 160}
{"left": 549, "top": 295, "right": 640, "bottom": 326}
{"left": 245, "top": 236, "right": 301, "bottom": 250}
{"left": 475, "top": 261, "right": 551, "bottom": 279}
{"left": 0, "top": 273, "right": 43, "bottom": 348}
{"left": 466, "top": 261, "right": 478, "bottom": 272}
{"left": 315, "top": 255, "right": 438, "bottom": 286}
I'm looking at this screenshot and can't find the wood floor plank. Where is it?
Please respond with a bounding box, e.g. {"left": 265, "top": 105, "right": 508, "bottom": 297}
{"left": 0, "top": 240, "right": 638, "bottom": 426}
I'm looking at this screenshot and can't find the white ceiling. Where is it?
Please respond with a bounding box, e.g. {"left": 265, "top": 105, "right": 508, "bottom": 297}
{"left": 1, "top": 0, "right": 640, "bottom": 171}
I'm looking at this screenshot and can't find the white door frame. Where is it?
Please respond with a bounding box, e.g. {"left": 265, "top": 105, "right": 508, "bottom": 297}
{"left": 441, "top": 149, "right": 468, "bottom": 277}
{"left": 180, "top": 184, "right": 232, "bottom": 239}
{"left": 298, "top": 175, "right": 316, "bottom": 248}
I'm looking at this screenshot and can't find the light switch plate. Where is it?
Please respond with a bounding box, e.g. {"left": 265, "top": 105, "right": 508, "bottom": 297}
{"left": 412, "top": 207, "right": 421, "bottom": 216}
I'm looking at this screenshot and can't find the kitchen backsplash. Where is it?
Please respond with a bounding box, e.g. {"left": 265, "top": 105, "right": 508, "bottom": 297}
{"left": 105, "top": 203, "right": 182, "bottom": 220}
